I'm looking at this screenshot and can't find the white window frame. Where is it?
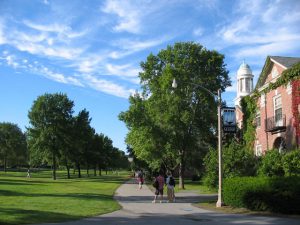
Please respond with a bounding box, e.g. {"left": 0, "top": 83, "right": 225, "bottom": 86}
{"left": 255, "top": 110, "right": 261, "bottom": 128}
{"left": 255, "top": 145, "right": 262, "bottom": 157}
{"left": 273, "top": 95, "right": 282, "bottom": 126}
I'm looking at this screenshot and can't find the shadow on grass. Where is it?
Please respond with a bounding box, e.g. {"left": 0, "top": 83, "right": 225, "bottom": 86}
{"left": 0, "top": 207, "right": 81, "bottom": 225}
{"left": 0, "top": 189, "right": 114, "bottom": 201}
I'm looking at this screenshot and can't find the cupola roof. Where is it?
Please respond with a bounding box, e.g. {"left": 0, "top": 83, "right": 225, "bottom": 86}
{"left": 237, "top": 61, "right": 253, "bottom": 77}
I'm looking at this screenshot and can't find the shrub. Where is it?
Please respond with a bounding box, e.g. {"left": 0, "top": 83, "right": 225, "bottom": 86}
{"left": 258, "top": 149, "right": 284, "bottom": 177}
{"left": 223, "top": 176, "right": 300, "bottom": 214}
{"left": 203, "top": 141, "right": 258, "bottom": 188}
{"left": 283, "top": 150, "right": 300, "bottom": 176}
{"left": 203, "top": 148, "right": 218, "bottom": 188}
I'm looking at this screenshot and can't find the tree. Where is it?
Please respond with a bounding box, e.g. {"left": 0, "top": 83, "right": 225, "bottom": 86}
{"left": 0, "top": 122, "right": 27, "bottom": 171}
{"left": 120, "top": 42, "right": 230, "bottom": 188}
{"left": 27, "top": 93, "right": 74, "bottom": 180}
{"left": 71, "top": 109, "right": 93, "bottom": 178}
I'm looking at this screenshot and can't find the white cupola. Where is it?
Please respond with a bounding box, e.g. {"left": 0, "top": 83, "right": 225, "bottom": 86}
{"left": 234, "top": 61, "right": 254, "bottom": 107}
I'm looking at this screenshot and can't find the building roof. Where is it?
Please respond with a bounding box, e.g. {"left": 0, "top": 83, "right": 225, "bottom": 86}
{"left": 237, "top": 61, "right": 253, "bottom": 77}
{"left": 270, "top": 56, "right": 300, "bottom": 69}
{"left": 255, "top": 56, "right": 300, "bottom": 89}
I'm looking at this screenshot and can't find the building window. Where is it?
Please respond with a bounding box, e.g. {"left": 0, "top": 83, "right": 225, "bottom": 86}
{"left": 255, "top": 110, "right": 261, "bottom": 128}
{"left": 240, "top": 78, "right": 243, "bottom": 92}
{"left": 255, "top": 145, "right": 262, "bottom": 157}
{"left": 246, "top": 78, "right": 250, "bottom": 92}
{"left": 274, "top": 95, "right": 282, "bottom": 126}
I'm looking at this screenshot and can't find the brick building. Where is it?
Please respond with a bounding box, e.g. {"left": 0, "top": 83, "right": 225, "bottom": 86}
{"left": 235, "top": 56, "right": 300, "bottom": 156}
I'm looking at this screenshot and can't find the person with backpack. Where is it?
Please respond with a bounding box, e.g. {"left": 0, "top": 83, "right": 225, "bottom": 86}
{"left": 152, "top": 171, "right": 165, "bottom": 203}
{"left": 166, "top": 171, "right": 176, "bottom": 203}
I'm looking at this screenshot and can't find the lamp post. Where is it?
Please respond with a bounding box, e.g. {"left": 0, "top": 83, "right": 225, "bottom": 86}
{"left": 172, "top": 78, "right": 223, "bottom": 207}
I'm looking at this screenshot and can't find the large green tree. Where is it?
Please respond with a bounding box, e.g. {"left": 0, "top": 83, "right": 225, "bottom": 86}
{"left": 71, "top": 109, "right": 94, "bottom": 178}
{"left": 120, "top": 42, "right": 230, "bottom": 188}
{"left": 27, "top": 93, "right": 74, "bottom": 180}
{"left": 0, "top": 122, "right": 27, "bottom": 171}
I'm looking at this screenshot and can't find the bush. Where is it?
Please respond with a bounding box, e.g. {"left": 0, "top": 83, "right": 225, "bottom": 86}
{"left": 283, "top": 150, "right": 300, "bottom": 176}
{"left": 258, "top": 149, "right": 284, "bottom": 177}
{"left": 203, "top": 141, "right": 258, "bottom": 188}
{"left": 203, "top": 148, "right": 218, "bottom": 188}
{"left": 223, "top": 176, "right": 300, "bottom": 214}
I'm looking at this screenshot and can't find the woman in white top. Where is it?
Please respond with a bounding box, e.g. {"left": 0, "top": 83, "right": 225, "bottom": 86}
{"left": 166, "top": 172, "right": 175, "bottom": 203}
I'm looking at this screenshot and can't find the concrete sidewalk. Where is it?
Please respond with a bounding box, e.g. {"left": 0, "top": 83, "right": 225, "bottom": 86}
{"left": 37, "top": 179, "right": 300, "bottom": 225}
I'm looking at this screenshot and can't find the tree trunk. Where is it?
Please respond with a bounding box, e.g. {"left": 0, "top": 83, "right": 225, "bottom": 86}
{"left": 106, "top": 169, "right": 108, "bottom": 175}
{"left": 4, "top": 156, "right": 7, "bottom": 172}
{"left": 66, "top": 164, "right": 70, "bottom": 179}
{"left": 52, "top": 153, "right": 56, "bottom": 180}
{"left": 73, "top": 168, "right": 76, "bottom": 174}
{"left": 77, "top": 162, "right": 81, "bottom": 178}
{"left": 98, "top": 164, "right": 102, "bottom": 176}
{"left": 87, "top": 163, "right": 89, "bottom": 177}
{"left": 178, "top": 151, "right": 185, "bottom": 189}
{"left": 94, "top": 166, "right": 96, "bottom": 176}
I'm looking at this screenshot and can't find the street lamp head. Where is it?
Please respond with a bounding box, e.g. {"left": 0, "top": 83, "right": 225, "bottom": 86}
{"left": 172, "top": 78, "right": 178, "bottom": 89}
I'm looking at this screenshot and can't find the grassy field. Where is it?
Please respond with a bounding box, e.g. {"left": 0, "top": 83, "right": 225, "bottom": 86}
{"left": 177, "top": 179, "right": 217, "bottom": 194}
{"left": 0, "top": 169, "right": 129, "bottom": 225}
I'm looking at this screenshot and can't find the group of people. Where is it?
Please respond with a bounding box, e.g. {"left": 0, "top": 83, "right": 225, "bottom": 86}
{"left": 152, "top": 171, "right": 176, "bottom": 203}
{"left": 135, "top": 169, "right": 176, "bottom": 203}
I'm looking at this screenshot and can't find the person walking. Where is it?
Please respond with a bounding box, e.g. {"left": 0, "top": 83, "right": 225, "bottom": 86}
{"left": 27, "top": 168, "right": 31, "bottom": 178}
{"left": 152, "top": 171, "right": 165, "bottom": 203}
{"left": 137, "top": 170, "right": 144, "bottom": 189}
{"left": 166, "top": 171, "right": 176, "bottom": 202}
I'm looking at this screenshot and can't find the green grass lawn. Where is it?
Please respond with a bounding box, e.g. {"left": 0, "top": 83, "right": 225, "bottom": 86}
{"left": 0, "top": 169, "right": 129, "bottom": 225}
{"left": 177, "top": 179, "right": 217, "bottom": 194}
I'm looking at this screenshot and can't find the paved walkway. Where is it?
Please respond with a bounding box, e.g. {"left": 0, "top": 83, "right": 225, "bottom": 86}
{"left": 38, "top": 179, "right": 300, "bottom": 225}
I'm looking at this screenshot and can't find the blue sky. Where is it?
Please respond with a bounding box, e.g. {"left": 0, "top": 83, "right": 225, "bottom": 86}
{"left": 0, "top": 0, "right": 299, "bottom": 152}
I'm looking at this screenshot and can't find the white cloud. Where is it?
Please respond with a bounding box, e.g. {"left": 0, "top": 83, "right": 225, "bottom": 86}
{"left": 39, "top": 66, "right": 84, "bottom": 87}
{"left": 23, "top": 20, "right": 69, "bottom": 33}
{"left": 0, "top": 20, "right": 6, "bottom": 44}
{"left": 193, "top": 27, "right": 204, "bottom": 36}
{"left": 5, "top": 55, "right": 19, "bottom": 68}
{"left": 106, "top": 63, "right": 140, "bottom": 78}
{"left": 13, "top": 41, "right": 83, "bottom": 60}
{"left": 84, "top": 74, "right": 134, "bottom": 98}
{"left": 235, "top": 40, "right": 300, "bottom": 58}
{"left": 102, "top": 0, "right": 141, "bottom": 33}
{"left": 109, "top": 36, "right": 170, "bottom": 59}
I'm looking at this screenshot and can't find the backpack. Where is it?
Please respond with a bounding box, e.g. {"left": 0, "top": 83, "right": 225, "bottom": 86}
{"left": 152, "top": 179, "right": 159, "bottom": 189}
{"left": 169, "top": 176, "right": 175, "bottom": 187}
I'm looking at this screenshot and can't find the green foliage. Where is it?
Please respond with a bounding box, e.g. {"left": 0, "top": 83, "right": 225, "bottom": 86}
{"left": 282, "top": 150, "right": 300, "bottom": 176}
{"left": 0, "top": 123, "right": 27, "bottom": 169}
{"left": 223, "top": 141, "right": 258, "bottom": 177}
{"left": 258, "top": 149, "right": 284, "bottom": 177}
{"left": 119, "top": 42, "right": 231, "bottom": 188}
{"left": 223, "top": 176, "right": 300, "bottom": 214}
{"left": 240, "top": 95, "right": 257, "bottom": 151}
{"left": 27, "top": 93, "right": 74, "bottom": 179}
{"left": 203, "top": 141, "right": 258, "bottom": 188}
{"left": 203, "top": 147, "right": 218, "bottom": 188}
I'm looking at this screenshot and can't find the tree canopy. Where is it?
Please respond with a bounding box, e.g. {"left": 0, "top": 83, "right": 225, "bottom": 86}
{"left": 120, "top": 42, "right": 230, "bottom": 188}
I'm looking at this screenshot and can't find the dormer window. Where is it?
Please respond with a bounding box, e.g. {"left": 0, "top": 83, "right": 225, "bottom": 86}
{"left": 271, "top": 67, "right": 279, "bottom": 78}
